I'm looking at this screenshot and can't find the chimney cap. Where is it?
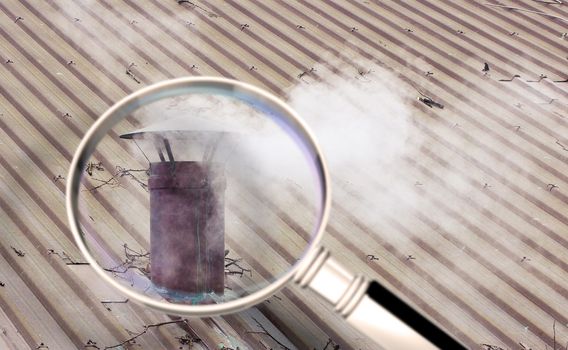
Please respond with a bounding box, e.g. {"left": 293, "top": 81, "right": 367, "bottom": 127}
{"left": 120, "top": 114, "right": 247, "bottom": 139}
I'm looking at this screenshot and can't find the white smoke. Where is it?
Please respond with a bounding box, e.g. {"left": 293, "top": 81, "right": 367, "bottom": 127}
{"left": 287, "top": 61, "right": 414, "bottom": 200}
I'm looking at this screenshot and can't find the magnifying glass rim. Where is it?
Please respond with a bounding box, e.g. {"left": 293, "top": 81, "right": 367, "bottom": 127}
{"left": 66, "top": 76, "right": 332, "bottom": 316}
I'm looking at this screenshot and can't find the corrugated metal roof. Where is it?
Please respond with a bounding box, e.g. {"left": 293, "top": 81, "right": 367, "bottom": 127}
{"left": 0, "top": 0, "right": 566, "bottom": 349}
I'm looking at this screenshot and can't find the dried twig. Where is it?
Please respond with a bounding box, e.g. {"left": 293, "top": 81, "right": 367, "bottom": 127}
{"left": 124, "top": 244, "right": 150, "bottom": 260}
{"left": 116, "top": 166, "right": 149, "bottom": 189}
{"left": 556, "top": 139, "right": 568, "bottom": 151}
{"left": 246, "top": 317, "right": 291, "bottom": 350}
{"left": 356, "top": 68, "right": 373, "bottom": 81}
{"left": 87, "top": 176, "right": 120, "bottom": 192}
{"left": 85, "top": 339, "right": 100, "bottom": 349}
{"left": 498, "top": 74, "right": 521, "bottom": 81}
{"left": 86, "top": 166, "right": 149, "bottom": 192}
{"left": 125, "top": 70, "right": 141, "bottom": 84}
{"left": 526, "top": 74, "right": 547, "bottom": 82}
{"left": 100, "top": 299, "right": 129, "bottom": 311}
{"left": 319, "top": 338, "right": 341, "bottom": 350}
{"left": 419, "top": 96, "right": 444, "bottom": 109}
{"left": 530, "top": 0, "right": 563, "bottom": 4}
{"left": 538, "top": 98, "right": 557, "bottom": 104}
{"left": 125, "top": 62, "right": 141, "bottom": 84}
{"left": 264, "top": 295, "right": 282, "bottom": 303}
{"left": 175, "top": 333, "right": 201, "bottom": 347}
{"left": 85, "top": 161, "right": 104, "bottom": 176}
{"left": 177, "top": 0, "right": 219, "bottom": 18}
{"left": 297, "top": 67, "right": 317, "bottom": 82}
{"left": 553, "top": 319, "right": 557, "bottom": 350}
{"left": 225, "top": 252, "right": 252, "bottom": 278}
{"left": 410, "top": 83, "right": 444, "bottom": 109}
{"left": 547, "top": 184, "right": 559, "bottom": 191}
{"left": 100, "top": 299, "right": 129, "bottom": 304}
{"left": 484, "top": 3, "right": 568, "bottom": 22}
{"left": 104, "top": 319, "right": 190, "bottom": 349}
{"left": 103, "top": 244, "right": 150, "bottom": 277}
{"left": 481, "top": 344, "right": 505, "bottom": 350}
{"left": 10, "top": 246, "right": 25, "bottom": 257}
{"left": 47, "top": 249, "right": 89, "bottom": 265}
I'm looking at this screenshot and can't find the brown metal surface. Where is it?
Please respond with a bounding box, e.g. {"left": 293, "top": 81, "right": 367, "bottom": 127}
{"left": 0, "top": 0, "right": 566, "bottom": 349}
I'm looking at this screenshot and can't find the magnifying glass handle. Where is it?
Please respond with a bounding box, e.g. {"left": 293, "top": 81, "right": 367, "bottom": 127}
{"left": 295, "top": 247, "right": 467, "bottom": 350}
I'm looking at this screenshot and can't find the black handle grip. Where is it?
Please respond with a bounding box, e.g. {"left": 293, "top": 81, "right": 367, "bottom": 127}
{"left": 366, "top": 281, "right": 468, "bottom": 349}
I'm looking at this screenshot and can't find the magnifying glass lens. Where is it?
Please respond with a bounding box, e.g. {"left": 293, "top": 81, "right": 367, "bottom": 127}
{"left": 76, "top": 89, "right": 324, "bottom": 307}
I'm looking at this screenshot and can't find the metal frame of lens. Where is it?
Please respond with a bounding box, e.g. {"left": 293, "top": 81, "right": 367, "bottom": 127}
{"left": 66, "top": 77, "right": 332, "bottom": 316}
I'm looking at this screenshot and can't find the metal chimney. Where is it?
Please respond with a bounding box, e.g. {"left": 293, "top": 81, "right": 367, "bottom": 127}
{"left": 120, "top": 115, "right": 239, "bottom": 303}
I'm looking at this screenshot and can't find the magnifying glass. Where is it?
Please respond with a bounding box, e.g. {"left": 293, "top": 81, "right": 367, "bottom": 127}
{"left": 66, "top": 77, "right": 466, "bottom": 349}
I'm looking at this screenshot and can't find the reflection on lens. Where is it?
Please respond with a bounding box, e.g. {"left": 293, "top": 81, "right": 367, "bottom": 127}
{"left": 76, "top": 91, "right": 322, "bottom": 307}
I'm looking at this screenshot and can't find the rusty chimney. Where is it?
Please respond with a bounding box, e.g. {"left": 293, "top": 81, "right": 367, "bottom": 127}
{"left": 120, "top": 115, "right": 239, "bottom": 303}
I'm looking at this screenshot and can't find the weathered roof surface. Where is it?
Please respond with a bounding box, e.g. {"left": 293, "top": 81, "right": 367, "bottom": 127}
{"left": 0, "top": 0, "right": 567, "bottom": 349}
